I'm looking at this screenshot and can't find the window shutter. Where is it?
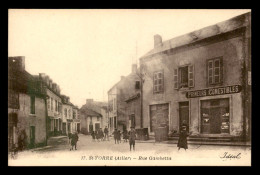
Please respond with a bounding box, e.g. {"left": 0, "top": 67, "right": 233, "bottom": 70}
{"left": 220, "top": 58, "right": 223, "bottom": 84}
{"left": 173, "top": 68, "right": 178, "bottom": 89}
{"left": 208, "top": 60, "right": 213, "bottom": 85}
{"left": 188, "top": 65, "right": 194, "bottom": 87}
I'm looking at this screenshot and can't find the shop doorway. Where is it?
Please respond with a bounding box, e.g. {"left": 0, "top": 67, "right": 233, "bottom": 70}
{"left": 150, "top": 103, "right": 169, "bottom": 132}
{"left": 95, "top": 123, "right": 100, "bottom": 131}
{"left": 89, "top": 124, "right": 93, "bottom": 133}
{"left": 201, "top": 98, "right": 229, "bottom": 134}
{"left": 29, "top": 126, "right": 35, "bottom": 148}
{"left": 179, "top": 102, "right": 189, "bottom": 132}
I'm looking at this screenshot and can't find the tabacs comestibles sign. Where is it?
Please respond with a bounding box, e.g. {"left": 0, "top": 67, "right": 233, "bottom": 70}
{"left": 186, "top": 85, "right": 242, "bottom": 98}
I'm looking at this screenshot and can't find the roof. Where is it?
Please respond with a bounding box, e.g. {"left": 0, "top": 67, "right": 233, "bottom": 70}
{"left": 80, "top": 107, "right": 102, "bottom": 117}
{"left": 140, "top": 12, "right": 250, "bottom": 60}
{"left": 125, "top": 93, "right": 140, "bottom": 103}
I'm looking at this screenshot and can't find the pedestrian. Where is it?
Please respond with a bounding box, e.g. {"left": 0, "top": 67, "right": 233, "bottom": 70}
{"left": 70, "top": 133, "right": 75, "bottom": 151}
{"left": 177, "top": 125, "right": 189, "bottom": 151}
{"left": 68, "top": 132, "right": 72, "bottom": 144}
{"left": 74, "top": 132, "right": 79, "bottom": 150}
{"left": 112, "top": 128, "right": 118, "bottom": 144}
{"left": 104, "top": 126, "right": 109, "bottom": 141}
{"left": 91, "top": 130, "right": 96, "bottom": 141}
{"left": 95, "top": 130, "right": 99, "bottom": 142}
{"left": 123, "top": 129, "right": 128, "bottom": 142}
{"left": 129, "top": 126, "right": 137, "bottom": 151}
{"left": 117, "top": 130, "right": 121, "bottom": 143}
{"left": 98, "top": 128, "right": 104, "bottom": 141}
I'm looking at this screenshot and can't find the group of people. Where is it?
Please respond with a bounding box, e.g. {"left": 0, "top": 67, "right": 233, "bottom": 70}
{"left": 68, "top": 132, "right": 79, "bottom": 151}
{"left": 113, "top": 126, "right": 137, "bottom": 151}
{"left": 91, "top": 126, "right": 109, "bottom": 142}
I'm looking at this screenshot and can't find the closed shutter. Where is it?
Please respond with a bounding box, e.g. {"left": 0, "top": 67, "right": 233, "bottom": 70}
{"left": 220, "top": 58, "right": 223, "bottom": 84}
{"left": 208, "top": 60, "right": 213, "bottom": 85}
{"left": 173, "top": 68, "right": 178, "bottom": 89}
{"left": 188, "top": 65, "right": 194, "bottom": 87}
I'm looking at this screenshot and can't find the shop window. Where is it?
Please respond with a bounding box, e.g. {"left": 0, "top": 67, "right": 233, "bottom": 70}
{"left": 174, "top": 65, "right": 194, "bottom": 89}
{"left": 201, "top": 98, "right": 229, "bottom": 134}
{"left": 30, "top": 96, "right": 35, "bottom": 114}
{"left": 153, "top": 71, "right": 164, "bottom": 93}
{"left": 207, "top": 57, "right": 223, "bottom": 85}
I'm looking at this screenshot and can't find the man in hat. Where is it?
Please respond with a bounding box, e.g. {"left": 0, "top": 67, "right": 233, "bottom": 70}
{"left": 129, "top": 126, "right": 137, "bottom": 151}
{"left": 112, "top": 128, "right": 119, "bottom": 144}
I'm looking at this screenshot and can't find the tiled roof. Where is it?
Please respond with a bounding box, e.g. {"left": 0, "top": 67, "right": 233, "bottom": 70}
{"left": 140, "top": 12, "right": 250, "bottom": 59}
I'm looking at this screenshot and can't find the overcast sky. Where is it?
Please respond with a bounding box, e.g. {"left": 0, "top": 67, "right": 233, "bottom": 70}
{"left": 8, "top": 9, "right": 250, "bottom": 107}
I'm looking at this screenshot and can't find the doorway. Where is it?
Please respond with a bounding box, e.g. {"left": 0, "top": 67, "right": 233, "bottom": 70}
{"left": 29, "top": 126, "right": 35, "bottom": 148}
{"left": 179, "top": 101, "right": 189, "bottom": 132}
{"left": 95, "top": 123, "right": 100, "bottom": 131}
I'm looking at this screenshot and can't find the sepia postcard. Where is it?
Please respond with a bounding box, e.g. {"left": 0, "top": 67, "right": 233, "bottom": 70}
{"left": 8, "top": 9, "right": 251, "bottom": 166}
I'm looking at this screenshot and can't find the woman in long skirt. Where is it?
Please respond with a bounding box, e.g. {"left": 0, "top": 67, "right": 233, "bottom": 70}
{"left": 177, "top": 126, "right": 189, "bottom": 151}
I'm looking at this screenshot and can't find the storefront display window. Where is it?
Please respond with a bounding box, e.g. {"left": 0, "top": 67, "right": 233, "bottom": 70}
{"left": 201, "top": 98, "right": 229, "bottom": 134}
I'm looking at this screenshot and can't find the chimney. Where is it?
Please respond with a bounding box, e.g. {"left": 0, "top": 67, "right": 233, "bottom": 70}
{"left": 8, "top": 56, "right": 25, "bottom": 71}
{"left": 53, "top": 83, "right": 57, "bottom": 92}
{"left": 154, "top": 34, "right": 162, "bottom": 48}
{"left": 49, "top": 79, "right": 53, "bottom": 88}
{"left": 132, "top": 64, "right": 137, "bottom": 74}
{"left": 86, "top": 99, "right": 94, "bottom": 104}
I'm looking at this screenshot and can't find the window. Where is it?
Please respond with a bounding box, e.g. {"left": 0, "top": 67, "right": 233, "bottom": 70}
{"left": 73, "top": 111, "right": 76, "bottom": 119}
{"left": 51, "top": 98, "right": 53, "bottom": 111}
{"left": 64, "top": 108, "right": 67, "bottom": 117}
{"left": 55, "top": 100, "right": 58, "bottom": 112}
{"left": 174, "top": 65, "right": 194, "bottom": 89}
{"left": 207, "top": 57, "right": 223, "bottom": 85}
{"left": 135, "top": 81, "right": 140, "bottom": 90}
{"left": 30, "top": 96, "right": 35, "bottom": 114}
{"left": 68, "top": 109, "right": 71, "bottom": 118}
{"left": 47, "top": 98, "right": 50, "bottom": 110}
{"left": 153, "top": 71, "right": 164, "bottom": 93}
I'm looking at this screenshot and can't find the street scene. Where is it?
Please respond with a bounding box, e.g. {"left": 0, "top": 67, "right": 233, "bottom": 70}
{"left": 9, "top": 134, "right": 251, "bottom": 166}
{"left": 8, "top": 9, "right": 251, "bottom": 166}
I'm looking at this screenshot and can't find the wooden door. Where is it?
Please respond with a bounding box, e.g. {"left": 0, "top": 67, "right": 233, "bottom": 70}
{"left": 30, "top": 126, "right": 35, "bottom": 148}
{"left": 209, "top": 107, "right": 221, "bottom": 134}
{"left": 179, "top": 102, "right": 189, "bottom": 132}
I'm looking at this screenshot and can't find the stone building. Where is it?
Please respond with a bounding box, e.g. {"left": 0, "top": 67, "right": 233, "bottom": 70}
{"left": 61, "top": 95, "right": 73, "bottom": 135}
{"left": 139, "top": 12, "right": 251, "bottom": 141}
{"left": 8, "top": 56, "right": 47, "bottom": 151}
{"left": 38, "top": 74, "right": 63, "bottom": 137}
{"left": 79, "top": 99, "right": 107, "bottom": 134}
{"left": 108, "top": 64, "right": 141, "bottom": 132}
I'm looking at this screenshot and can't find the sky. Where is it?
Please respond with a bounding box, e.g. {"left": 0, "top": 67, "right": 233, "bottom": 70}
{"left": 8, "top": 9, "right": 251, "bottom": 107}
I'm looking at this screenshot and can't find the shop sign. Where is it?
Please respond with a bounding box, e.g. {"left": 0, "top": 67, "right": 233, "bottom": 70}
{"left": 186, "top": 85, "right": 242, "bottom": 98}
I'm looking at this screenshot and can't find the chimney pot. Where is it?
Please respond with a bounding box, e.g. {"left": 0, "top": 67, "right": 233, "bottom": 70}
{"left": 154, "top": 34, "right": 162, "bottom": 48}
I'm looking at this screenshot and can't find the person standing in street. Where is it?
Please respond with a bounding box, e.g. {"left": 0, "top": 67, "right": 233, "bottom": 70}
{"left": 129, "top": 126, "right": 137, "bottom": 151}
{"left": 91, "top": 130, "right": 96, "bottom": 141}
{"left": 104, "top": 126, "right": 109, "bottom": 141}
{"left": 99, "top": 128, "right": 104, "bottom": 141}
{"left": 123, "top": 129, "right": 128, "bottom": 142}
{"left": 74, "top": 132, "right": 79, "bottom": 150}
{"left": 112, "top": 128, "right": 118, "bottom": 144}
{"left": 177, "top": 125, "right": 189, "bottom": 151}
{"left": 118, "top": 130, "right": 121, "bottom": 143}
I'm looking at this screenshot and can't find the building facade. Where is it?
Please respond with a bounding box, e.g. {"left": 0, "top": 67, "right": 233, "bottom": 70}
{"left": 108, "top": 64, "right": 141, "bottom": 132}
{"left": 139, "top": 12, "right": 251, "bottom": 141}
{"left": 38, "top": 74, "right": 63, "bottom": 137}
{"left": 79, "top": 99, "right": 107, "bottom": 134}
{"left": 8, "top": 56, "right": 47, "bottom": 151}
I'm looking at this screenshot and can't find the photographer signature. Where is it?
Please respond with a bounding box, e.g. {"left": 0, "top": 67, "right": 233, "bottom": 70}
{"left": 219, "top": 152, "right": 241, "bottom": 161}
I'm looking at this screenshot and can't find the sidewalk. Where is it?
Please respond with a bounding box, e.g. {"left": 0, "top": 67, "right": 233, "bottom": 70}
{"left": 136, "top": 139, "right": 251, "bottom": 147}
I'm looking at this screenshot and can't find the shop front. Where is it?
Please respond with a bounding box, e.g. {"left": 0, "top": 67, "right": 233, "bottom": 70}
{"left": 186, "top": 85, "right": 243, "bottom": 137}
